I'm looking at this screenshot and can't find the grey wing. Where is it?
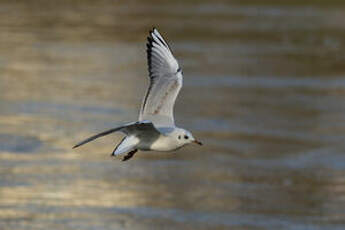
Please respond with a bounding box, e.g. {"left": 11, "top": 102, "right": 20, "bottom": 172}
{"left": 73, "top": 121, "right": 161, "bottom": 149}
{"left": 139, "top": 28, "right": 183, "bottom": 127}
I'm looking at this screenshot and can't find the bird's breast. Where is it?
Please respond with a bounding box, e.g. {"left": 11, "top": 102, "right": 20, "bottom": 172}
{"left": 148, "top": 135, "right": 181, "bottom": 151}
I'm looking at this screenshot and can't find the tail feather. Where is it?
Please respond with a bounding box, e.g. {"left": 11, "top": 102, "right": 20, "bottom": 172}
{"left": 112, "top": 136, "right": 139, "bottom": 156}
{"left": 111, "top": 137, "right": 126, "bottom": 156}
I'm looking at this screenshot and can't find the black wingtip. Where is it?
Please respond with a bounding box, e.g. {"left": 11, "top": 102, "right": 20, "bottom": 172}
{"left": 72, "top": 144, "right": 79, "bottom": 149}
{"left": 149, "top": 28, "right": 154, "bottom": 36}
{"left": 146, "top": 33, "right": 154, "bottom": 76}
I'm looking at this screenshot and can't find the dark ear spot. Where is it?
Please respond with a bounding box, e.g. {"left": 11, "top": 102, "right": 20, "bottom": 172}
{"left": 178, "top": 135, "right": 181, "bottom": 140}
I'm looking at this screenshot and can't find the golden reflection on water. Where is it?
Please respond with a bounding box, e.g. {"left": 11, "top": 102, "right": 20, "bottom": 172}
{"left": 1, "top": 0, "right": 345, "bottom": 229}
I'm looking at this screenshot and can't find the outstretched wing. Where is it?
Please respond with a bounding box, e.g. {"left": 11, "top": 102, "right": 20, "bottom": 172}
{"left": 72, "top": 121, "right": 161, "bottom": 149}
{"left": 139, "top": 28, "right": 183, "bottom": 127}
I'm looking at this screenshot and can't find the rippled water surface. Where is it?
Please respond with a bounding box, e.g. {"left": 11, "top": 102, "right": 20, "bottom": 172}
{"left": 1, "top": 1, "right": 345, "bottom": 229}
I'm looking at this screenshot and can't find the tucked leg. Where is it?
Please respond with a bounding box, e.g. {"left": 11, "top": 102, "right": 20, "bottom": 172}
{"left": 122, "top": 149, "right": 138, "bottom": 161}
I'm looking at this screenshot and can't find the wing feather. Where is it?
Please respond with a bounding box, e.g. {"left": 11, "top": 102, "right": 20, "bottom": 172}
{"left": 73, "top": 121, "right": 160, "bottom": 149}
{"left": 140, "top": 28, "right": 183, "bottom": 127}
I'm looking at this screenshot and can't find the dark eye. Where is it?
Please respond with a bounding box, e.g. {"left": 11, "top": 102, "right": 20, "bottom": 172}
{"left": 178, "top": 135, "right": 181, "bottom": 139}
{"left": 184, "top": 135, "right": 188, "bottom": 139}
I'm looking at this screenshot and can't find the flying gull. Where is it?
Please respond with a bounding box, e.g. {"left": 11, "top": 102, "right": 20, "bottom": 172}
{"left": 73, "top": 28, "right": 202, "bottom": 161}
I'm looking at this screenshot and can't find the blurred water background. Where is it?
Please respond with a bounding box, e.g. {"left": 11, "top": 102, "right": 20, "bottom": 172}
{"left": 1, "top": 0, "right": 345, "bottom": 229}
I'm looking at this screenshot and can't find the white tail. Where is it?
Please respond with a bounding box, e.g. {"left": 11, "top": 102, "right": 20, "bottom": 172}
{"left": 112, "top": 136, "right": 140, "bottom": 156}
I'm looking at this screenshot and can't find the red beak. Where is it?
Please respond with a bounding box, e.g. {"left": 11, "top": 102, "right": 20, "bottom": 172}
{"left": 193, "top": 140, "right": 203, "bottom": 145}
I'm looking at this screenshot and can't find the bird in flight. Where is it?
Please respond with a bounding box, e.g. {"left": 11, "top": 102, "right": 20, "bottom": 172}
{"left": 73, "top": 28, "right": 202, "bottom": 161}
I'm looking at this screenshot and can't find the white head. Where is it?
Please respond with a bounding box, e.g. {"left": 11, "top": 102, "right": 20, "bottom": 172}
{"left": 174, "top": 128, "right": 202, "bottom": 146}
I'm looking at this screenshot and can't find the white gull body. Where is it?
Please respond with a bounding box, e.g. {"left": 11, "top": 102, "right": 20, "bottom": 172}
{"left": 73, "top": 28, "right": 202, "bottom": 161}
